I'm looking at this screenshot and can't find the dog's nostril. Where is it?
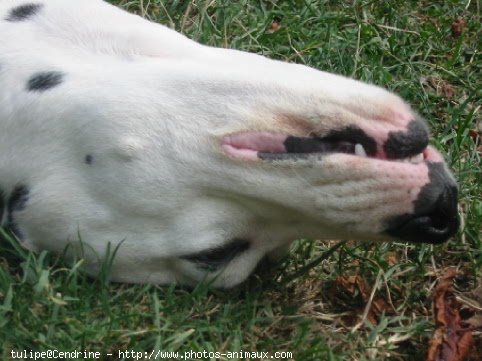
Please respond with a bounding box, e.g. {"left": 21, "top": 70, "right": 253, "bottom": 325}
{"left": 385, "top": 186, "right": 458, "bottom": 244}
{"left": 430, "top": 213, "right": 446, "bottom": 230}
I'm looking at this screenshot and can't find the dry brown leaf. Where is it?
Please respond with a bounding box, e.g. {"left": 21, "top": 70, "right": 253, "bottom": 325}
{"left": 467, "top": 129, "right": 479, "bottom": 142}
{"left": 336, "top": 275, "right": 355, "bottom": 293}
{"left": 441, "top": 83, "right": 455, "bottom": 99}
{"left": 426, "top": 268, "right": 473, "bottom": 361}
{"left": 451, "top": 18, "right": 466, "bottom": 38}
{"left": 335, "top": 275, "right": 392, "bottom": 326}
{"left": 421, "top": 76, "right": 456, "bottom": 99}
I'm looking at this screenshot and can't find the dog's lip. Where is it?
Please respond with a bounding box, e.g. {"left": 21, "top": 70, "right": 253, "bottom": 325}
{"left": 221, "top": 132, "right": 432, "bottom": 164}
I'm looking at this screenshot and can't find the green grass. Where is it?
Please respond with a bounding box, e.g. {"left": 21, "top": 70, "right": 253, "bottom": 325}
{"left": 1, "top": 0, "right": 481, "bottom": 360}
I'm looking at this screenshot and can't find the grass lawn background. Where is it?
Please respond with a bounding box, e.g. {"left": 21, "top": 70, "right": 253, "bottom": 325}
{"left": 1, "top": 0, "right": 480, "bottom": 360}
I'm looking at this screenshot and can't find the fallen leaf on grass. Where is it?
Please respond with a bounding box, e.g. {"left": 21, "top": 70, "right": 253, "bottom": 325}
{"left": 426, "top": 268, "right": 473, "bottom": 361}
{"left": 441, "top": 84, "right": 455, "bottom": 99}
{"left": 451, "top": 18, "right": 466, "bottom": 38}
{"left": 467, "top": 129, "right": 479, "bottom": 142}
{"left": 421, "top": 76, "right": 456, "bottom": 99}
{"left": 334, "top": 275, "right": 392, "bottom": 326}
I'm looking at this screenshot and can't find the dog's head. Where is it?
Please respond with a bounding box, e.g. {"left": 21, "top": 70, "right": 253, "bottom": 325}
{"left": 49, "top": 57, "right": 458, "bottom": 253}
{"left": 172, "top": 60, "right": 460, "bottom": 246}
{"left": 1, "top": 35, "right": 458, "bottom": 287}
{"left": 0, "top": 0, "right": 459, "bottom": 288}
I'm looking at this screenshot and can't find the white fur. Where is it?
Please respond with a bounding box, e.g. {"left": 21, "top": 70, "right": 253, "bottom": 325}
{"left": 0, "top": 0, "right": 451, "bottom": 287}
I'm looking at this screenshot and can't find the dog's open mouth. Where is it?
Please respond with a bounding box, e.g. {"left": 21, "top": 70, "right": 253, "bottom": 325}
{"left": 222, "top": 130, "right": 426, "bottom": 164}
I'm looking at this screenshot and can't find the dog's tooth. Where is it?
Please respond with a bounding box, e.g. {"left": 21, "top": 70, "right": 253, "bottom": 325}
{"left": 409, "top": 153, "right": 424, "bottom": 164}
{"left": 354, "top": 143, "right": 367, "bottom": 157}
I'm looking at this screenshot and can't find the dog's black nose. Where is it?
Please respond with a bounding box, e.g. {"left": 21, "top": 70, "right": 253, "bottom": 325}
{"left": 385, "top": 163, "right": 459, "bottom": 244}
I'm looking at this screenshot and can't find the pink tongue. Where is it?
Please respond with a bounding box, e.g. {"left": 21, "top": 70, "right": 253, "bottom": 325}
{"left": 222, "top": 132, "right": 288, "bottom": 160}
{"left": 224, "top": 132, "right": 288, "bottom": 152}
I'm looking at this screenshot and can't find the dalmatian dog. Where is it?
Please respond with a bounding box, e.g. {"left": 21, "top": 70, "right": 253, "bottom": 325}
{"left": 0, "top": 0, "right": 458, "bottom": 287}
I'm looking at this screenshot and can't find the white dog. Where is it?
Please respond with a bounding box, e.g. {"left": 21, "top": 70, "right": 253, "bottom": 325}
{"left": 0, "top": 0, "right": 458, "bottom": 287}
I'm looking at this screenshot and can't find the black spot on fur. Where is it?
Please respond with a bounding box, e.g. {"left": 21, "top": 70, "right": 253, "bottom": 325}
{"left": 6, "top": 3, "right": 43, "bottom": 21}
{"left": 384, "top": 120, "right": 429, "bottom": 159}
{"left": 27, "top": 71, "right": 64, "bottom": 92}
{"left": 284, "top": 126, "right": 377, "bottom": 156}
{"left": 268, "top": 126, "right": 377, "bottom": 160}
{"left": 85, "top": 155, "right": 93, "bottom": 165}
{"left": 180, "top": 238, "right": 250, "bottom": 271}
{"left": 6, "top": 185, "right": 30, "bottom": 239}
{"left": 322, "top": 126, "right": 378, "bottom": 156}
{"left": 385, "top": 162, "right": 458, "bottom": 244}
{"left": 257, "top": 126, "right": 377, "bottom": 161}
{"left": 283, "top": 137, "right": 355, "bottom": 154}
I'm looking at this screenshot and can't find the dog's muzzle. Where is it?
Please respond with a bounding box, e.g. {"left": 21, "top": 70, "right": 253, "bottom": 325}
{"left": 222, "top": 118, "right": 459, "bottom": 245}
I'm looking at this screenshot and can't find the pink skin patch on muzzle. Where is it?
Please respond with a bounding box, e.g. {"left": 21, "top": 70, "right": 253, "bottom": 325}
{"left": 423, "top": 146, "right": 444, "bottom": 162}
